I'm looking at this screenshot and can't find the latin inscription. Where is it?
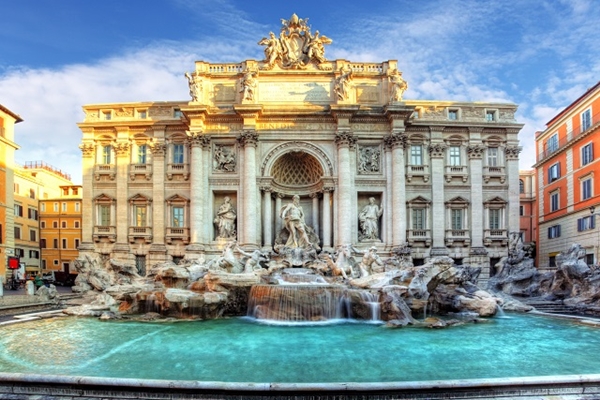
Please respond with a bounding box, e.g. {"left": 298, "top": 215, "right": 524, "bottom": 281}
{"left": 258, "top": 82, "right": 331, "bottom": 103}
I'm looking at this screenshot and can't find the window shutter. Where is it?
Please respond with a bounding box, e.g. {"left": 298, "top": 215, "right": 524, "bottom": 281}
{"left": 557, "top": 225, "right": 561, "bottom": 237}
{"left": 577, "top": 218, "right": 582, "bottom": 232}
{"left": 592, "top": 216, "right": 596, "bottom": 229}
{"left": 557, "top": 162, "right": 561, "bottom": 178}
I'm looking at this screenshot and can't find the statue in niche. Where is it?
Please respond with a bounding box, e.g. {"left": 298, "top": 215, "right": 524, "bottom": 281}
{"left": 389, "top": 69, "right": 408, "bottom": 102}
{"left": 214, "top": 197, "right": 237, "bottom": 239}
{"left": 358, "top": 146, "right": 381, "bottom": 173}
{"left": 239, "top": 69, "right": 258, "bottom": 101}
{"left": 280, "top": 195, "right": 312, "bottom": 248}
{"left": 185, "top": 72, "right": 202, "bottom": 102}
{"left": 214, "top": 145, "right": 236, "bottom": 172}
{"left": 334, "top": 65, "right": 352, "bottom": 100}
{"left": 359, "top": 197, "right": 383, "bottom": 241}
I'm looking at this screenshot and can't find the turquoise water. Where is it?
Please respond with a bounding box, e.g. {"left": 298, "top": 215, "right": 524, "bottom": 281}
{"left": 1, "top": 314, "right": 599, "bottom": 383}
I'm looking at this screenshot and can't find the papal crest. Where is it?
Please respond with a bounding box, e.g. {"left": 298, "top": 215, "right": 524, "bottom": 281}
{"left": 258, "top": 13, "right": 332, "bottom": 70}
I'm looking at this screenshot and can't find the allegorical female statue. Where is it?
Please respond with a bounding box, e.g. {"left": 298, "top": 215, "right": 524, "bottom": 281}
{"left": 358, "top": 197, "right": 383, "bottom": 240}
{"left": 214, "top": 197, "right": 237, "bottom": 239}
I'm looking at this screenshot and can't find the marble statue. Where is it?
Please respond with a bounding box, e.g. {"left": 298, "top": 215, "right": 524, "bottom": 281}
{"left": 258, "top": 32, "right": 282, "bottom": 69}
{"left": 185, "top": 72, "right": 202, "bottom": 102}
{"left": 334, "top": 66, "right": 352, "bottom": 100}
{"left": 280, "top": 195, "right": 312, "bottom": 248}
{"left": 357, "top": 246, "right": 384, "bottom": 277}
{"left": 239, "top": 69, "right": 258, "bottom": 101}
{"left": 358, "top": 146, "right": 381, "bottom": 173}
{"left": 389, "top": 69, "right": 408, "bottom": 102}
{"left": 236, "top": 245, "right": 270, "bottom": 273}
{"left": 214, "top": 197, "right": 237, "bottom": 239}
{"left": 359, "top": 197, "right": 383, "bottom": 240}
{"left": 214, "top": 145, "right": 236, "bottom": 172}
{"left": 303, "top": 30, "right": 331, "bottom": 64}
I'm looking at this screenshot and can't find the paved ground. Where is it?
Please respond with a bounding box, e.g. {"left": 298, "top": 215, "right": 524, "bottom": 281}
{"left": 1, "top": 284, "right": 74, "bottom": 296}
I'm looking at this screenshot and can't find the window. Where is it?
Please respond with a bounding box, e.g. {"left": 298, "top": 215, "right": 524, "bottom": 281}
{"left": 548, "top": 225, "right": 561, "bottom": 238}
{"left": 63, "top": 188, "right": 69, "bottom": 196}
{"left": 40, "top": 239, "right": 46, "bottom": 248}
{"left": 135, "top": 255, "right": 146, "bottom": 276}
{"left": 138, "top": 144, "right": 147, "bottom": 164}
{"left": 448, "top": 109, "right": 459, "bottom": 120}
{"left": 172, "top": 206, "right": 184, "bottom": 227}
{"left": 547, "top": 133, "right": 558, "bottom": 153}
{"left": 582, "top": 143, "right": 594, "bottom": 165}
{"left": 550, "top": 191, "right": 559, "bottom": 212}
{"left": 29, "top": 188, "right": 35, "bottom": 199}
{"left": 62, "top": 238, "right": 67, "bottom": 249}
{"left": 72, "top": 187, "right": 78, "bottom": 195}
{"left": 519, "top": 205, "right": 524, "bottom": 216}
{"left": 485, "top": 110, "right": 496, "bottom": 122}
{"left": 173, "top": 143, "right": 184, "bottom": 164}
{"left": 577, "top": 216, "right": 595, "bottom": 231}
{"left": 75, "top": 202, "right": 80, "bottom": 212}
{"left": 75, "top": 221, "right": 80, "bottom": 228}
{"left": 75, "top": 239, "right": 80, "bottom": 249}
{"left": 582, "top": 177, "right": 593, "bottom": 200}
{"left": 548, "top": 162, "right": 560, "bottom": 183}
{"left": 138, "top": 110, "right": 147, "bottom": 119}
{"left": 582, "top": 109, "right": 592, "bottom": 131}
{"left": 29, "top": 250, "right": 39, "bottom": 259}
{"left": 14, "top": 226, "right": 21, "bottom": 240}
{"left": 62, "top": 221, "right": 67, "bottom": 228}
{"left": 412, "top": 110, "right": 419, "bottom": 119}
{"left": 519, "top": 179, "right": 525, "bottom": 193}
{"left": 53, "top": 239, "right": 58, "bottom": 248}
{"left": 53, "top": 259, "right": 59, "bottom": 266}
{"left": 29, "top": 230, "right": 36, "bottom": 242}
{"left": 174, "top": 109, "right": 183, "bottom": 118}
{"left": 549, "top": 255, "right": 556, "bottom": 268}
{"left": 28, "top": 208, "right": 38, "bottom": 220}
{"left": 102, "top": 111, "right": 111, "bottom": 120}
{"left": 451, "top": 209, "right": 463, "bottom": 230}
{"left": 102, "top": 145, "right": 112, "bottom": 164}
{"left": 40, "top": 203, "right": 46, "bottom": 212}
{"left": 53, "top": 221, "right": 58, "bottom": 228}
{"left": 62, "top": 202, "right": 67, "bottom": 212}
{"left": 40, "top": 221, "right": 46, "bottom": 229}
{"left": 489, "top": 209, "right": 500, "bottom": 229}
{"left": 487, "top": 147, "right": 498, "bottom": 166}
{"left": 586, "top": 254, "right": 595, "bottom": 267}
{"left": 53, "top": 202, "right": 58, "bottom": 212}
{"left": 99, "top": 205, "right": 111, "bottom": 226}
{"left": 134, "top": 205, "right": 147, "bottom": 227}
{"left": 449, "top": 146, "right": 461, "bottom": 166}
{"left": 412, "top": 208, "right": 425, "bottom": 230}
{"left": 410, "top": 145, "right": 423, "bottom": 165}
{"left": 14, "top": 204, "right": 23, "bottom": 217}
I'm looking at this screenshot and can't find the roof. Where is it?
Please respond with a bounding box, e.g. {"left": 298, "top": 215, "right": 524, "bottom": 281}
{"left": 546, "top": 81, "right": 600, "bottom": 127}
{"left": 0, "top": 104, "right": 24, "bottom": 123}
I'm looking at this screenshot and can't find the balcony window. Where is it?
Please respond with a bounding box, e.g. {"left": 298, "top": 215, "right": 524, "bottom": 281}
{"left": 102, "top": 145, "right": 112, "bottom": 164}
{"left": 582, "top": 143, "right": 594, "bottom": 166}
{"left": 449, "top": 146, "right": 461, "bottom": 166}
{"left": 451, "top": 209, "right": 463, "bottom": 230}
{"left": 172, "top": 206, "right": 184, "bottom": 227}
{"left": 412, "top": 208, "right": 425, "bottom": 230}
{"left": 173, "top": 144, "right": 184, "bottom": 164}
{"left": 99, "top": 205, "right": 111, "bottom": 226}
{"left": 546, "top": 134, "right": 558, "bottom": 154}
{"left": 487, "top": 147, "right": 498, "bottom": 167}
{"left": 134, "top": 206, "right": 147, "bottom": 227}
{"left": 489, "top": 209, "right": 500, "bottom": 230}
{"left": 410, "top": 145, "right": 423, "bottom": 166}
{"left": 138, "top": 144, "right": 147, "bottom": 164}
{"left": 582, "top": 109, "right": 592, "bottom": 131}
{"left": 582, "top": 177, "right": 593, "bottom": 200}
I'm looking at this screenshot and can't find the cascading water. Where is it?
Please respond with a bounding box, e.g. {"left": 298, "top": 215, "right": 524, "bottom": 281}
{"left": 358, "top": 291, "right": 380, "bottom": 321}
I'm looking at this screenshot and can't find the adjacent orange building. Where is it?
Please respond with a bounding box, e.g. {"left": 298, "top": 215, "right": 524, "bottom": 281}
{"left": 0, "top": 105, "right": 22, "bottom": 278}
{"left": 534, "top": 81, "right": 600, "bottom": 268}
{"left": 519, "top": 169, "right": 536, "bottom": 247}
{"left": 39, "top": 185, "right": 82, "bottom": 278}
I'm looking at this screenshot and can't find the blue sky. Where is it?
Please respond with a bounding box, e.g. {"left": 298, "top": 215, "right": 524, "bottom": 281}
{"left": 1, "top": 0, "right": 599, "bottom": 184}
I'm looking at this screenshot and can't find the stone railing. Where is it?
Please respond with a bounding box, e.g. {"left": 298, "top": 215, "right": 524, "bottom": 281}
{"left": 129, "top": 163, "right": 152, "bottom": 181}
{"left": 93, "top": 226, "right": 116, "bottom": 242}
{"left": 166, "top": 163, "right": 190, "bottom": 181}
{"left": 406, "top": 165, "right": 430, "bottom": 182}
{"left": 94, "top": 164, "right": 116, "bottom": 181}
{"left": 445, "top": 165, "right": 469, "bottom": 183}
{"left": 484, "top": 229, "right": 508, "bottom": 246}
{"left": 483, "top": 166, "right": 506, "bottom": 183}
{"left": 445, "top": 229, "right": 471, "bottom": 246}
{"left": 128, "top": 227, "right": 152, "bottom": 244}
{"left": 407, "top": 229, "right": 431, "bottom": 246}
{"left": 166, "top": 227, "right": 190, "bottom": 245}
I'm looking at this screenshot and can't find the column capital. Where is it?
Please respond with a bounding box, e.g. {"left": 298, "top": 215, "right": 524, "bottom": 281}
{"left": 309, "top": 192, "right": 320, "bottom": 199}
{"left": 79, "top": 143, "right": 95, "bottom": 158}
{"left": 238, "top": 130, "right": 259, "bottom": 148}
{"left": 335, "top": 131, "right": 357, "bottom": 149}
{"left": 428, "top": 143, "right": 447, "bottom": 158}
{"left": 504, "top": 145, "right": 522, "bottom": 160}
{"left": 114, "top": 142, "right": 130, "bottom": 157}
{"left": 384, "top": 133, "right": 407, "bottom": 149}
{"left": 149, "top": 140, "right": 167, "bottom": 157}
{"left": 467, "top": 144, "right": 486, "bottom": 159}
{"left": 187, "top": 131, "right": 211, "bottom": 148}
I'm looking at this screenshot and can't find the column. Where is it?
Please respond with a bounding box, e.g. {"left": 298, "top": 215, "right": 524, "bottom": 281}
{"left": 335, "top": 132, "right": 356, "bottom": 246}
{"left": 187, "top": 131, "right": 206, "bottom": 249}
{"left": 239, "top": 131, "right": 259, "bottom": 248}
{"left": 112, "top": 141, "right": 132, "bottom": 260}
{"left": 311, "top": 193, "right": 320, "bottom": 240}
{"left": 468, "top": 144, "right": 485, "bottom": 249}
{"left": 275, "top": 193, "right": 283, "bottom": 235}
{"left": 262, "top": 188, "right": 272, "bottom": 249}
{"left": 78, "top": 142, "right": 96, "bottom": 253}
{"left": 148, "top": 140, "right": 168, "bottom": 263}
{"left": 428, "top": 142, "right": 448, "bottom": 256}
{"left": 387, "top": 133, "right": 407, "bottom": 248}
{"left": 322, "top": 188, "right": 332, "bottom": 249}
{"left": 505, "top": 145, "right": 522, "bottom": 234}
{"left": 384, "top": 143, "right": 393, "bottom": 247}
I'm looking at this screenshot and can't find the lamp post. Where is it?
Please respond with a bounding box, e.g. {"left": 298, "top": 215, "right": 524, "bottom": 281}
{"left": 591, "top": 206, "right": 599, "bottom": 267}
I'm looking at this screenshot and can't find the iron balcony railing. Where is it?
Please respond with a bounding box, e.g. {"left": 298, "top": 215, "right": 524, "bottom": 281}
{"left": 538, "top": 109, "right": 600, "bottom": 161}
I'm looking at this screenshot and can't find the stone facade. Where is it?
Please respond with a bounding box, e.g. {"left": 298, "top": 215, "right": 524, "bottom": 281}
{"left": 78, "top": 15, "right": 523, "bottom": 280}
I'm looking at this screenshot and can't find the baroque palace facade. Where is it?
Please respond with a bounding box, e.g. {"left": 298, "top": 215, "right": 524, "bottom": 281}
{"left": 78, "top": 15, "right": 523, "bottom": 280}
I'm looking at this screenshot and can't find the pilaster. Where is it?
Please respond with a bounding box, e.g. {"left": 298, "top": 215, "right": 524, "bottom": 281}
{"left": 79, "top": 141, "right": 95, "bottom": 252}
{"left": 428, "top": 140, "right": 448, "bottom": 256}
{"left": 113, "top": 140, "right": 132, "bottom": 262}
{"left": 238, "top": 130, "right": 259, "bottom": 249}
{"left": 334, "top": 131, "right": 356, "bottom": 246}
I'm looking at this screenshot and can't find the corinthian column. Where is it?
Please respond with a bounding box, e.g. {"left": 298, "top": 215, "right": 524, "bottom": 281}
{"left": 335, "top": 131, "right": 356, "bottom": 246}
{"left": 505, "top": 144, "right": 522, "bottom": 234}
{"left": 385, "top": 133, "right": 407, "bottom": 248}
{"left": 467, "top": 143, "right": 485, "bottom": 249}
{"left": 148, "top": 139, "right": 168, "bottom": 263}
{"left": 239, "top": 130, "right": 259, "bottom": 248}
{"left": 262, "top": 187, "right": 272, "bottom": 249}
{"left": 322, "top": 188, "right": 332, "bottom": 249}
{"left": 428, "top": 142, "right": 448, "bottom": 255}
{"left": 78, "top": 142, "right": 95, "bottom": 253}
{"left": 187, "top": 131, "right": 210, "bottom": 250}
{"left": 113, "top": 141, "right": 132, "bottom": 260}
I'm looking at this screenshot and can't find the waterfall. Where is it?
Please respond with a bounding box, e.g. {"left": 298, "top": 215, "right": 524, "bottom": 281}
{"left": 359, "top": 291, "right": 381, "bottom": 322}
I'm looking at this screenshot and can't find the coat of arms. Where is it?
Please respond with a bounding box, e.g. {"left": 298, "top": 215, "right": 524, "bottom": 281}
{"left": 258, "top": 14, "right": 332, "bottom": 70}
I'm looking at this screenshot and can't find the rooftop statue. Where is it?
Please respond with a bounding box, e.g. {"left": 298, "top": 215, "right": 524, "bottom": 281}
{"left": 258, "top": 13, "right": 332, "bottom": 70}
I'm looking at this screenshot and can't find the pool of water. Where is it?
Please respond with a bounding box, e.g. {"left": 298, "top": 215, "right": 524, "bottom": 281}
{"left": 1, "top": 314, "right": 599, "bottom": 383}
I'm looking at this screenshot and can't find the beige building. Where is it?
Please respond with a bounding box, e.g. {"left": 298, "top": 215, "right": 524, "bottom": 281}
{"left": 78, "top": 15, "right": 523, "bottom": 280}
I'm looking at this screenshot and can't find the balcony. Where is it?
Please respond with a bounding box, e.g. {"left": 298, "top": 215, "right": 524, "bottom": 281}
{"left": 483, "top": 166, "right": 506, "bottom": 183}
{"left": 129, "top": 163, "right": 152, "bottom": 181}
{"left": 166, "top": 163, "right": 190, "bottom": 181}
{"left": 484, "top": 229, "right": 508, "bottom": 246}
{"left": 129, "top": 226, "right": 152, "bottom": 244}
{"left": 166, "top": 227, "right": 190, "bottom": 245}
{"left": 406, "top": 165, "right": 430, "bottom": 183}
{"left": 93, "top": 226, "right": 116, "bottom": 242}
{"left": 538, "top": 109, "right": 600, "bottom": 161}
{"left": 407, "top": 229, "right": 431, "bottom": 247}
{"left": 445, "top": 165, "right": 469, "bottom": 183}
{"left": 445, "top": 229, "right": 471, "bottom": 246}
{"left": 94, "top": 164, "right": 116, "bottom": 181}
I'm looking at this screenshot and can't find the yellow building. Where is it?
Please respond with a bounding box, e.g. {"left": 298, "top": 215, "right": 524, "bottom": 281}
{"left": 39, "top": 185, "right": 82, "bottom": 278}
{"left": 0, "top": 105, "right": 22, "bottom": 278}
